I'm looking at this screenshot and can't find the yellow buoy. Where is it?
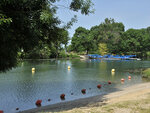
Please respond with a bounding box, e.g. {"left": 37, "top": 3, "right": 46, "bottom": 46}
{"left": 111, "top": 69, "right": 115, "bottom": 72}
{"left": 68, "top": 66, "right": 71, "bottom": 69}
{"left": 111, "top": 72, "right": 115, "bottom": 76}
{"left": 32, "top": 71, "right": 35, "bottom": 75}
{"left": 32, "top": 68, "right": 35, "bottom": 71}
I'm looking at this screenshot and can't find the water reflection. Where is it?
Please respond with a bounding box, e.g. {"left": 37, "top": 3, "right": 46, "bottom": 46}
{"left": 0, "top": 59, "right": 150, "bottom": 113}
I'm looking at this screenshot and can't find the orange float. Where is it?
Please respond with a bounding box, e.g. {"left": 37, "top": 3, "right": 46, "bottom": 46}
{"left": 108, "top": 81, "right": 111, "bottom": 84}
{"left": 128, "top": 76, "right": 131, "bottom": 79}
{"left": 121, "top": 78, "right": 125, "bottom": 82}
{"left": 97, "top": 84, "right": 101, "bottom": 89}
{"left": 35, "top": 100, "right": 42, "bottom": 106}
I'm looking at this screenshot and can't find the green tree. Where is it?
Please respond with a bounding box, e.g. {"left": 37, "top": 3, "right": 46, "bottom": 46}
{"left": 88, "top": 25, "right": 100, "bottom": 52}
{"left": 98, "top": 43, "right": 108, "bottom": 55}
{"left": 0, "top": 0, "right": 93, "bottom": 71}
{"left": 71, "top": 27, "right": 94, "bottom": 54}
{"left": 98, "top": 18, "right": 125, "bottom": 54}
{"left": 120, "top": 29, "right": 150, "bottom": 57}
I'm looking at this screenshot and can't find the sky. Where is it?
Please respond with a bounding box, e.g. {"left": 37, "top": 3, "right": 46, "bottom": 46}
{"left": 55, "top": 0, "right": 150, "bottom": 37}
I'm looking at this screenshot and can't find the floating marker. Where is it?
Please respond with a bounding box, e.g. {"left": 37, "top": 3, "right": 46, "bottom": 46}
{"left": 32, "top": 70, "right": 35, "bottom": 75}
{"left": 128, "top": 76, "right": 131, "bottom": 79}
{"left": 111, "top": 69, "right": 115, "bottom": 72}
{"left": 81, "top": 89, "right": 86, "bottom": 94}
{"left": 97, "top": 84, "right": 101, "bottom": 89}
{"left": 68, "top": 66, "right": 71, "bottom": 69}
{"left": 0, "top": 110, "right": 3, "bottom": 113}
{"left": 35, "top": 100, "right": 42, "bottom": 106}
{"left": 60, "top": 94, "right": 65, "bottom": 100}
{"left": 108, "top": 81, "right": 112, "bottom": 84}
{"left": 32, "top": 68, "right": 35, "bottom": 71}
{"left": 111, "top": 72, "right": 115, "bottom": 76}
{"left": 121, "top": 78, "right": 125, "bottom": 82}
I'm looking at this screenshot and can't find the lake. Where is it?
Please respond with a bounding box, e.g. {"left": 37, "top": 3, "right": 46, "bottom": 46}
{"left": 0, "top": 59, "right": 150, "bottom": 113}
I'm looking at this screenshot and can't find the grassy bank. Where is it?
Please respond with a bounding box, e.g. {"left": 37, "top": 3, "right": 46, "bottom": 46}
{"left": 142, "top": 68, "right": 150, "bottom": 78}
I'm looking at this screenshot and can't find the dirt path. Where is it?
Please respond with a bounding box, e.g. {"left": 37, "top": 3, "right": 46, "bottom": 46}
{"left": 20, "top": 82, "right": 150, "bottom": 113}
{"left": 105, "top": 82, "right": 150, "bottom": 103}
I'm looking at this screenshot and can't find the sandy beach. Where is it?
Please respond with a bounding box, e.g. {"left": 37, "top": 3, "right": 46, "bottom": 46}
{"left": 19, "top": 82, "right": 150, "bottom": 113}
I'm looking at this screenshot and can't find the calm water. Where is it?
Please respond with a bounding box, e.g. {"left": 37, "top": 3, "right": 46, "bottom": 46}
{"left": 0, "top": 59, "right": 150, "bottom": 113}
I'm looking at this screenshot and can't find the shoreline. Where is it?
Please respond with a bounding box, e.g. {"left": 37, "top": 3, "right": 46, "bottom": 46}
{"left": 19, "top": 82, "right": 150, "bottom": 113}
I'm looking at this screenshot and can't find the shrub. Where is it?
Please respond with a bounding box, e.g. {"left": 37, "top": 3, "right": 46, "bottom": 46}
{"left": 142, "top": 68, "right": 150, "bottom": 78}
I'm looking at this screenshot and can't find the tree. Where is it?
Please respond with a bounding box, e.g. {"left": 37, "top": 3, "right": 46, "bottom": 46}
{"left": 49, "top": 29, "right": 69, "bottom": 58}
{"left": 70, "top": 18, "right": 125, "bottom": 55}
{"left": 98, "top": 18, "right": 125, "bottom": 54}
{"left": 98, "top": 43, "right": 108, "bottom": 55}
{"left": 120, "top": 29, "right": 150, "bottom": 57}
{"left": 71, "top": 27, "right": 94, "bottom": 54}
{"left": 0, "top": 0, "right": 93, "bottom": 71}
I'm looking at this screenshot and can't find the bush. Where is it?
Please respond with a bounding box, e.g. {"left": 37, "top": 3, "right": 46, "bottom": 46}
{"left": 68, "top": 53, "right": 80, "bottom": 58}
{"left": 24, "top": 45, "right": 51, "bottom": 59}
{"left": 146, "top": 52, "right": 150, "bottom": 57}
{"left": 59, "top": 50, "right": 67, "bottom": 58}
{"left": 142, "top": 68, "right": 150, "bottom": 78}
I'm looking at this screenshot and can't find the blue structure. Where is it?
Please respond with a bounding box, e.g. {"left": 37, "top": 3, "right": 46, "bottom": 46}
{"left": 88, "top": 54, "right": 137, "bottom": 60}
{"left": 88, "top": 54, "right": 103, "bottom": 59}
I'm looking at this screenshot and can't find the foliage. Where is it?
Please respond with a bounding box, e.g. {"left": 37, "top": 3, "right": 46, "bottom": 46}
{"left": 70, "top": 18, "right": 125, "bottom": 54}
{"left": 0, "top": 0, "right": 93, "bottom": 71}
{"left": 146, "top": 52, "right": 150, "bottom": 57}
{"left": 98, "top": 43, "right": 108, "bottom": 55}
{"left": 120, "top": 29, "right": 150, "bottom": 57}
{"left": 142, "top": 68, "right": 150, "bottom": 78}
{"left": 59, "top": 50, "right": 67, "bottom": 58}
{"left": 68, "top": 53, "right": 80, "bottom": 58}
{"left": 70, "top": 0, "right": 94, "bottom": 15}
{"left": 71, "top": 27, "right": 94, "bottom": 54}
{"left": 70, "top": 18, "right": 150, "bottom": 57}
{"left": 24, "top": 43, "right": 51, "bottom": 59}
{"left": 98, "top": 18, "right": 125, "bottom": 54}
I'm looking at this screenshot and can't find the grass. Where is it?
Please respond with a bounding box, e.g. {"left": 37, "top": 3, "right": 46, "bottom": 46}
{"left": 142, "top": 68, "right": 150, "bottom": 78}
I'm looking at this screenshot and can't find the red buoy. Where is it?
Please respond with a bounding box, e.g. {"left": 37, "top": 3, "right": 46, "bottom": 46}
{"left": 108, "top": 81, "right": 111, "bottom": 84}
{"left": 0, "top": 110, "right": 3, "bottom": 113}
{"left": 81, "top": 89, "right": 86, "bottom": 94}
{"left": 121, "top": 78, "right": 125, "bottom": 82}
{"left": 60, "top": 94, "right": 65, "bottom": 100}
{"left": 97, "top": 84, "right": 101, "bottom": 89}
{"left": 128, "top": 76, "right": 131, "bottom": 79}
{"left": 35, "top": 100, "right": 42, "bottom": 106}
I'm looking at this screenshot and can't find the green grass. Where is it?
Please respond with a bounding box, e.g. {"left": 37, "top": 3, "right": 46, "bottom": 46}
{"left": 142, "top": 68, "right": 150, "bottom": 78}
